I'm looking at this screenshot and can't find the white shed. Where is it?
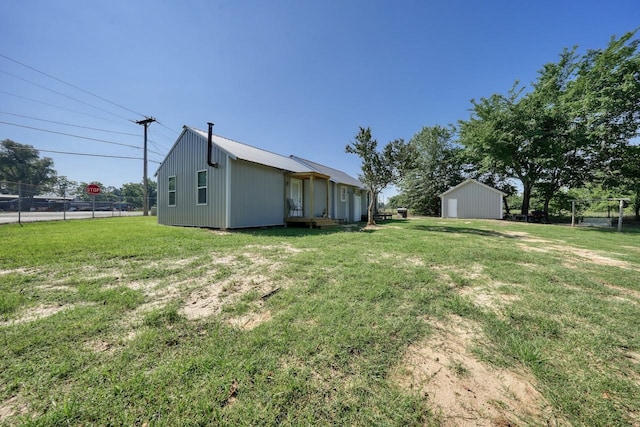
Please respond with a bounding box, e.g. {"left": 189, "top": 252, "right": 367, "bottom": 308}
{"left": 440, "top": 179, "right": 505, "bottom": 219}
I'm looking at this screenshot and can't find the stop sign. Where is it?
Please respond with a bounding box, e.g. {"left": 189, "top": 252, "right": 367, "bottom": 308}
{"left": 86, "top": 184, "right": 101, "bottom": 195}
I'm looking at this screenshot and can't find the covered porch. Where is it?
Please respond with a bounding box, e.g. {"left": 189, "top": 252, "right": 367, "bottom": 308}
{"left": 284, "top": 171, "right": 338, "bottom": 228}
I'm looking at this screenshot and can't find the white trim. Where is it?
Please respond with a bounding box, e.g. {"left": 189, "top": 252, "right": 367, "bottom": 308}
{"left": 225, "top": 154, "right": 231, "bottom": 229}
{"left": 168, "top": 175, "right": 176, "bottom": 207}
{"left": 196, "top": 169, "right": 207, "bottom": 205}
{"left": 440, "top": 179, "right": 506, "bottom": 197}
{"left": 340, "top": 185, "right": 347, "bottom": 202}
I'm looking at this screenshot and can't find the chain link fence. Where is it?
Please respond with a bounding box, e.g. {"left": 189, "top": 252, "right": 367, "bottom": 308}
{"left": 0, "top": 180, "right": 155, "bottom": 224}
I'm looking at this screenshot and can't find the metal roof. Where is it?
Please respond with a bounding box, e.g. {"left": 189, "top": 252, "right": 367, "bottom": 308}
{"left": 157, "top": 126, "right": 365, "bottom": 185}
{"left": 439, "top": 179, "right": 506, "bottom": 197}
{"left": 189, "top": 127, "right": 310, "bottom": 173}
{"left": 289, "top": 155, "right": 364, "bottom": 188}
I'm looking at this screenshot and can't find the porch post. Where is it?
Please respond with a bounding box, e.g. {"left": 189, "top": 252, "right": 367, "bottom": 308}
{"left": 284, "top": 175, "right": 288, "bottom": 223}
{"left": 326, "top": 179, "right": 330, "bottom": 218}
{"left": 310, "top": 175, "right": 315, "bottom": 218}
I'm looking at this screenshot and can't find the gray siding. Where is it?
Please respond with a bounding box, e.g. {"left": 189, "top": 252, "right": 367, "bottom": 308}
{"left": 441, "top": 182, "right": 502, "bottom": 219}
{"left": 330, "top": 184, "right": 366, "bottom": 221}
{"left": 229, "top": 160, "right": 285, "bottom": 228}
{"left": 311, "top": 179, "right": 329, "bottom": 217}
{"left": 157, "top": 129, "right": 227, "bottom": 227}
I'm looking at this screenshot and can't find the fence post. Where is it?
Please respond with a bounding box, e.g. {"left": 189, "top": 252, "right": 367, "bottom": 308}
{"left": 618, "top": 199, "right": 624, "bottom": 232}
{"left": 18, "top": 182, "right": 22, "bottom": 225}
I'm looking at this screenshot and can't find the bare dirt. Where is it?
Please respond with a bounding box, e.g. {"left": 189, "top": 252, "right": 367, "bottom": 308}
{"left": 0, "top": 396, "right": 28, "bottom": 422}
{"left": 0, "top": 303, "right": 76, "bottom": 327}
{"left": 391, "top": 316, "right": 561, "bottom": 426}
{"left": 179, "top": 246, "right": 295, "bottom": 325}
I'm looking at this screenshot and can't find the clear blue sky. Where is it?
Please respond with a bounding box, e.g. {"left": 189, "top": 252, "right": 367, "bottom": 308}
{"left": 1, "top": 0, "right": 638, "bottom": 198}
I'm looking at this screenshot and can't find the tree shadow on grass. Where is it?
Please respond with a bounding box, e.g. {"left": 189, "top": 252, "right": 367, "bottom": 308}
{"left": 234, "top": 223, "right": 365, "bottom": 237}
{"left": 407, "top": 224, "right": 518, "bottom": 239}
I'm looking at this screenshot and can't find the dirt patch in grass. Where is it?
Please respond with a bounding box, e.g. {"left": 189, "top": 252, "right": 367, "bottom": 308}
{"left": 245, "top": 243, "right": 308, "bottom": 254}
{"left": 182, "top": 274, "right": 276, "bottom": 320}
{"left": 369, "top": 252, "right": 425, "bottom": 267}
{"left": 599, "top": 282, "right": 640, "bottom": 301}
{"left": 363, "top": 224, "right": 384, "bottom": 231}
{"left": 0, "top": 396, "right": 29, "bottom": 422}
{"left": 227, "top": 310, "right": 272, "bottom": 330}
{"left": 0, "top": 268, "right": 36, "bottom": 277}
{"left": 550, "top": 245, "right": 632, "bottom": 269}
{"left": 179, "top": 245, "right": 295, "bottom": 322}
{"left": 1, "top": 304, "right": 66, "bottom": 326}
{"left": 391, "top": 315, "right": 559, "bottom": 426}
{"left": 516, "top": 243, "right": 550, "bottom": 254}
{"left": 431, "top": 263, "right": 485, "bottom": 286}
{"left": 85, "top": 339, "right": 113, "bottom": 353}
{"left": 515, "top": 237, "right": 637, "bottom": 271}
{"left": 458, "top": 282, "right": 521, "bottom": 314}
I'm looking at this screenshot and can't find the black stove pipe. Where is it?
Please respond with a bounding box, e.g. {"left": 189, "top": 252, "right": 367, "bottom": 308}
{"left": 207, "top": 122, "right": 218, "bottom": 168}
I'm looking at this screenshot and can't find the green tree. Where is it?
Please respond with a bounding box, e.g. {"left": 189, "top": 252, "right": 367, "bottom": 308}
{"left": 459, "top": 30, "right": 640, "bottom": 217}
{"left": 54, "top": 176, "right": 78, "bottom": 211}
{"left": 602, "top": 144, "right": 640, "bottom": 220}
{"left": 121, "top": 180, "right": 156, "bottom": 210}
{"left": 399, "top": 125, "right": 463, "bottom": 216}
{"left": 121, "top": 182, "right": 144, "bottom": 209}
{"left": 346, "top": 127, "right": 413, "bottom": 225}
{"left": 386, "top": 194, "right": 407, "bottom": 210}
{"left": 0, "top": 139, "right": 57, "bottom": 208}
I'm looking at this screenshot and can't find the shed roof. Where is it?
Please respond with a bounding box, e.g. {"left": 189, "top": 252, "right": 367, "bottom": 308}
{"left": 440, "top": 179, "right": 506, "bottom": 197}
{"left": 289, "top": 155, "right": 364, "bottom": 188}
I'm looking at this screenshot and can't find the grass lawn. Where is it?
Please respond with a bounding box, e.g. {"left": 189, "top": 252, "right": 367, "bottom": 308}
{"left": 1, "top": 217, "right": 639, "bottom": 426}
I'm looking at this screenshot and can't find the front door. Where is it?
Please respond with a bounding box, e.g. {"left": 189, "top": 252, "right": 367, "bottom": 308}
{"left": 290, "top": 179, "right": 303, "bottom": 217}
{"left": 448, "top": 198, "right": 458, "bottom": 218}
{"left": 353, "top": 195, "right": 361, "bottom": 222}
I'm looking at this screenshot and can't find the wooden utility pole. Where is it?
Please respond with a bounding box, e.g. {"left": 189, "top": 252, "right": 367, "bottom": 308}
{"left": 136, "top": 117, "right": 156, "bottom": 216}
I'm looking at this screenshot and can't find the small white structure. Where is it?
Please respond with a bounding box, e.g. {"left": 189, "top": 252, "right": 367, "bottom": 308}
{"left": 440, "top": 179, "right": 505, "bottom": 219}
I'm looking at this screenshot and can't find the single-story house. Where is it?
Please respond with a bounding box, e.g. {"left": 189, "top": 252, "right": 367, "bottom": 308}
{"left": 440, "top": 179, "right": 505, "bottom": 219}
{"left": 155, "top": 125, "right": 367, "bottom": 229}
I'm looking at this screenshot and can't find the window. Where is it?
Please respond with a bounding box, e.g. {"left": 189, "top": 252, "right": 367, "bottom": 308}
{"left": 197, "top": 170, "right": 207, "bottom": 205}
{"left": 340, "top": 186, "right": 347, "bottom": 202}
{"left": 168, "top": 176, "right": 176, "bottom": 206}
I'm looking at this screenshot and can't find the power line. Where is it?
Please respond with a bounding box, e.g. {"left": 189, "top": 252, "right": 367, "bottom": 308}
{"left": 149, "top": 127, "right": 177, "bottom": 141}
{"left": 1, "top": 144, "right": 160, "bottom": 163}
{"left": 156, "top": 120, "right": 179, "bottom": 135}
{"left": 0, "top": 111, "right": 140, "bottom": 136}
{"left": 0, "top": 90, "right": 139, "bottom": 128}
{"left": 39, "top": 148, "right": 160, "bottom": 163}
{"left": 0, "top": 69, "right": 131, "bottom": 121}
{"left": 0, "top": 53, "right": 146, "bottom": 118}
{"left": 0, "top": 120, "right": 145, "bottom": 151}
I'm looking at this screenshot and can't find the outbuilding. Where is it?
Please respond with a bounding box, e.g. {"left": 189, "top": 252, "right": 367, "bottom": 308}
{"left": 155, "top": 125, "right": 367, "bottom": 229}
{"left": 440, "top": 179, "right": 505, "bottom": 219}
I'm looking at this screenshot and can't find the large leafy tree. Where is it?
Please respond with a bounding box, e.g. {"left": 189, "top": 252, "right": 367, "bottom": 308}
{"left": 0, "top": 139, "right": 57, "bottom": 207}
{"left": 459, "top": 87, "right": 542, "bottom": 215}
{"left": 459, "top": 30, "right": 640, "bottom": 216}
{"left": 399, "top": 125, "right": 464, "bottom": 216}
{"left": 346, "top": 127, "right": 413, "bottom": 225}
{"left": 121, "top": 180, "right": 157, "bottom": 209}
{"left": 602, "top": 143, "right": 640, "bottom": 219}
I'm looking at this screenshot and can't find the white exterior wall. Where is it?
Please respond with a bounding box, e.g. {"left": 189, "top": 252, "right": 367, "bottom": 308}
{"left": 441, "top": 181, "right": 503, "bottom": 219}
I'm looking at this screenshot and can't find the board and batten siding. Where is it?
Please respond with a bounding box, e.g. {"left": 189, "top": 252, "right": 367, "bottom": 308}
{"left": 228, "top": 159, "right": 285, "bottom": 228}
{"left": 157, "top": 129, "right": 227, "bottom": 227}
{"left": 441, "top": 180, "right": 503, "bottom": 219}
